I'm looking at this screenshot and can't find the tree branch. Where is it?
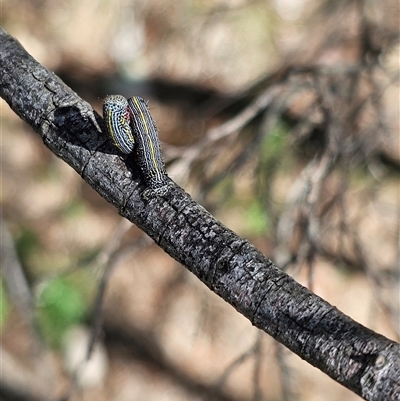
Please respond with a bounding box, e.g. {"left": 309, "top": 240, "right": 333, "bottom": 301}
{"left": 1, "top": 27, "right": 399, "bottom": 401}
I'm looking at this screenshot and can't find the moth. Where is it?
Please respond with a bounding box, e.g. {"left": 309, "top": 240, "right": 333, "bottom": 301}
{"left": 103, "top": 95, "right": 135, "bottom": 154}
{"left": 103, "top": 95, "right": 169, "bottom": 196}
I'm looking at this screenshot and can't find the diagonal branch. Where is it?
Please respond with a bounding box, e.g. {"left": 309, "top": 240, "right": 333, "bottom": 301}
{"left": 0, "top": 27, "right": 399, "bottom": 401}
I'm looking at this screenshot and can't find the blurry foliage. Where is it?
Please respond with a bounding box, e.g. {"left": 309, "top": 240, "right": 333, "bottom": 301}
{"left": 246, "top": 120, "right": 291, "bottom": 236}
{"left": 261, "top": 120, "right": 289, "bottom": 161}
{"left": 246, "top": 199, "right": 270, "bottom": 236}
{"left": 36, "top": 274, "right": 91, "bottom": 347}
{"left": 258, "top": 119, "right": 292, "bottom": 181}
{"left": 60, "top": 199, "right": 87, "bottom": 220}
{"left": 15, "top": 227, "right": 41, "bottom": 267}
{"left": 0, "top": 280, "right": 10, "bottom": 330}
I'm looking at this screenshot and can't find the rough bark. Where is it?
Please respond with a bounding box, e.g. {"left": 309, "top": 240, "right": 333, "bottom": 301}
{"left": 1, "top": 27, "right": 399, "bottom": 401}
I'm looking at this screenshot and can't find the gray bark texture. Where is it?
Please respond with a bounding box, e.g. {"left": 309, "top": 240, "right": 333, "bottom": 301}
{"left": 1, "top": 27, "right": 399, "bottom": 401}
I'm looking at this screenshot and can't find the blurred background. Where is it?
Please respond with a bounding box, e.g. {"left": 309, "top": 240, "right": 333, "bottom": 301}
{"left": 1, "top": 0, "right": 399, "bottom": 400}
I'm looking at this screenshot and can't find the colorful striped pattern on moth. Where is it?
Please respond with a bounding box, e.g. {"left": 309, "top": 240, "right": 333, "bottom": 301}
{"left": 127, "top": 96, "right": 168, "bottom": 194}
{"left": 103, "top": 95, "right": 170, "bottom": 197}
{"left": 103, "top": 95, "right": 135, "bottom": 154}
